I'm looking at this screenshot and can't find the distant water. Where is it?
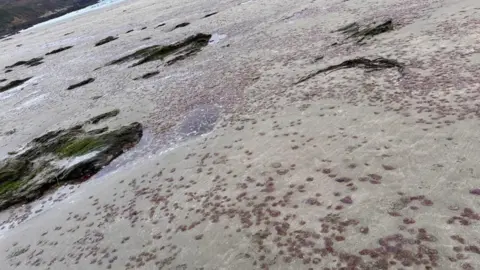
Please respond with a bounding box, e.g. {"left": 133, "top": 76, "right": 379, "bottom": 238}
{"left": 26, "top": 0, "right": 127, "bottom": 30}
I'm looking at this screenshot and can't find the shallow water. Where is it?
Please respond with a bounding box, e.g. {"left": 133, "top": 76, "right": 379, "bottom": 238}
{"left": 26, "top": 0, "right": 128, "bottom": 30}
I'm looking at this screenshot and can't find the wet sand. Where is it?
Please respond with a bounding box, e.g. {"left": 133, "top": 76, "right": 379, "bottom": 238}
{"left": 1, "top": 0, "right": 480, "bottom": 269}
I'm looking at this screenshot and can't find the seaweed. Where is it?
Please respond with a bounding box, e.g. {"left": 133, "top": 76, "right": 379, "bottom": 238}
{"left": 295, "top": 57, "right": 404, "bottom": 84}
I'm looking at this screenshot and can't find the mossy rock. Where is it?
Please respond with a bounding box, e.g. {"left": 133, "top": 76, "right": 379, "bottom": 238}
{"left": 0, "top": 119, "right": 142, "bottom": 210}
{"left": 0, "top": 180, "right": 25, "bottom": 195}
{"left": 56, "top": 137, "right": 105, "bottom": 157}
{"left": 0, "top": 159, "right": 30, "bottom": 183}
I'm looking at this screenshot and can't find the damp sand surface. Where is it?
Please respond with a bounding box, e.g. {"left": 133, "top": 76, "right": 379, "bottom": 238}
{"left": 1, "top": 0, "right": 480, "bottom": 269}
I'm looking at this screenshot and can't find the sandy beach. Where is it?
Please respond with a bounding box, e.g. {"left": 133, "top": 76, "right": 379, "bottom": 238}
{"left": 1, "top": 0, "right": 480, "bottom": 269}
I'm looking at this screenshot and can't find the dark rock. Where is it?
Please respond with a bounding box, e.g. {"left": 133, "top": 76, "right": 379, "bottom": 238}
{"left": 107, "top": 33, "right": 211, "bottom": 67}
{"left": 95, "top": 36, "right": 118, "bottom": 47}
{"left": 67, "top": 78, "right": 95, "bottom": 90}
{"left": 0, "top": 77, "right": 32, "bottom": 93}
{"left": 5, "top": 57, "right": 43, "bottom": 69}
{"left": 154, "top": 23, "right": 166, "bottom": 29}
{"left": 171, "top": 22, "right": 190, "bottom": 31}
{"left": 45, "top": 46, "right": 73, "bottom": 55}
{"left": 134, "top": 71, "right": 160, "bottom": 80}
{"left": 86, "top": 109, "right": 120, "bottom": 124}
{"left": 0, "top": 121, "right": 142, "bottom": 210}
{"left": 336, "top": 19, "right": 394, "bottom": 43}
{"left": 203, "top": 12, "right": 218, "bottom": 18}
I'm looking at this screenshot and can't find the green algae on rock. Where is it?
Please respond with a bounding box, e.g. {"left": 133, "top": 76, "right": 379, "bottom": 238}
{"left": 107, "top": 33, "right": 212, "bottom": 67}
{"left": 56, "top": 137, "right": 105, "bottom": 157}
{"left": 0, "top": 117, "right": 142, "bottom": 210}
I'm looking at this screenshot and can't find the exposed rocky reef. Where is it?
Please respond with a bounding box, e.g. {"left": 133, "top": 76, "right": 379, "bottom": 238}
{"left": 0, "top": 113, "right": 142, "bottom": 210}
{"left": 107, "top": 33, "right": 211, "bottom": 67}
{"left": 67, "top": 78, "right": 95, "bottom": 90}
{"left": 0, "top": 77, "right": 32, "bottom": 93}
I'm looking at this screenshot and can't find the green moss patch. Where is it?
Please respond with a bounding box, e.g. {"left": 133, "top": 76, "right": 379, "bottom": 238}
{"left": 0, "top": 180, "right": 24, "bottom": 195}
{"left": 56, "top": 137, "right": 104, "bottom": 157}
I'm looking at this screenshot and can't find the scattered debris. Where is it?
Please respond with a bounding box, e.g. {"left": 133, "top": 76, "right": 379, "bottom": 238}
{"left": 67, "top": 78, "right": 95, "bottom": 90}
{"left": 295, "top": 57, "right": 404, "bottom": 84}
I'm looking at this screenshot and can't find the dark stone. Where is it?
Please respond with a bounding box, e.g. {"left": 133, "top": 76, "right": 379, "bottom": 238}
{"left": 95, "top": 36, "right": 118, "bottom": 47}
{"left": 107, "top": 33, "right": 211, "bottom": 67}
{"left": 5, "top": 57, "right": 43, "bottom": 69}
{"left": 0, "top": 77, "right": 32, "bottom": 93}
{"left": 0, "top": 120, "right": 142, "bottom": 210}
{"left": 45, "top": 46, "right": 73, "bottom": 55}
{"left": 67, "top": 78, "right": 95, "bottom": 90}
{"left": 172, "top": 22, "right": 190, "bottom": 31}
